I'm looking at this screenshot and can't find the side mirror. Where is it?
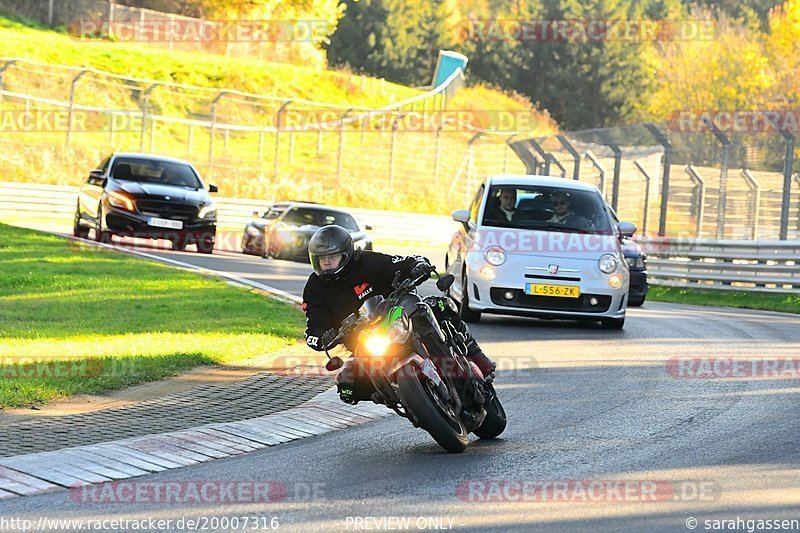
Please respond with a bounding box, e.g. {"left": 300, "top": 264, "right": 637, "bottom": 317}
{"left": 208, "top": 184, "right": 218, "bottom": 193}
{"left": 325, "top": 357, "right": 344, "bottom": 371}
{"left": 364, "top": 225, "right": 373, "bottom": 231}
{"left": 451, "top": 209, "right": 470, "bottom": 225}
{"left": 618, "top": 221, "right": 637, "bottom": 238}
{"left": 436, "top": 274, "right": 455, "bottom": 292}
{"left": 88, "top": 169, "right": 104, "bottom": 186}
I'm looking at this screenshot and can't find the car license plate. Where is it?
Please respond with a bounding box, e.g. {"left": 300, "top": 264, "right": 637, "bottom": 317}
{"left": 147, "top": 217, "right": 183, "bottom": 230}
{"left": 525, "top": 283, "right": 580, "bottom": 298}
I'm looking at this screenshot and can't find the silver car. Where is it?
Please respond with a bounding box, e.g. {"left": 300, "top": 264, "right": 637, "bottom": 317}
{"left": 445, "top": 175, "right": 637, "bottom": 329}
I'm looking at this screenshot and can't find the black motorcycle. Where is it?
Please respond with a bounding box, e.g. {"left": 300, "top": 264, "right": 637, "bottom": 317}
{"left": 324, "top": 271, "right": 506, "bottom": 453}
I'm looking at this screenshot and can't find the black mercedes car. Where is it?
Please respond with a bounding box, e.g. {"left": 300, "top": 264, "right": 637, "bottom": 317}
{"left": 242, "top": 202, "right": 373, "bottom": 260}
{"left": 73, "top": 153, "right": 218, "bottom": 253}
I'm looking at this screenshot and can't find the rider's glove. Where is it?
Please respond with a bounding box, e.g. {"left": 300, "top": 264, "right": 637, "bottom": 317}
{"left": 321, "top": 328, "right": 339, "bottom": 350}
{"left": 410, "top": 262, "right": 432, "bottom": 283}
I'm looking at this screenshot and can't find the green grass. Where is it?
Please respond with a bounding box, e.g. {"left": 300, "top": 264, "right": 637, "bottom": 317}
{"left": 0, "top": 14, "right": 419, "bottom": 107}
{"left": 648, "top": 285, "right": 800, "bottom": 314}
{"left": 0, "top": 223, "right": 304, "bottom": 409}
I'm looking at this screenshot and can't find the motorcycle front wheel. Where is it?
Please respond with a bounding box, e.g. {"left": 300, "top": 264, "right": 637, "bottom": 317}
{"left": 396, "top": 364, "right": 469, "bottom": 453}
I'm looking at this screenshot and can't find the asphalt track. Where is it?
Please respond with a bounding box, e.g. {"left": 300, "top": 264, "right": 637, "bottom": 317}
{"left": 2, "top": 238, "right": 799, "bottom": 532}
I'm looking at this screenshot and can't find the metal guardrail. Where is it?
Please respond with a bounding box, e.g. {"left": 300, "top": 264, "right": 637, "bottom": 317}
{"left": 642, "top": 238, "right": 800, "bottom": 293}
{"left": 4, "top": 181, "right": 799, "bottom": 293}
{"left": 0, "top": 181, "right": 456, "bottom": 245}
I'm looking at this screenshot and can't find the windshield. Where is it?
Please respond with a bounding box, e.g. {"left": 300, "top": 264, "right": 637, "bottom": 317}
{"left": 281, "top": 208, "right": 360, "bottom": 231}
{"left": 111, "top": 158, "right": 202, "bottom": 189}
{"left": 481, "top": 185, "right": 612, "bottom": 234}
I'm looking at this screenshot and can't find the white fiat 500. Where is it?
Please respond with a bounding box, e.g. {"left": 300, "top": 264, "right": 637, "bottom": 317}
{"left": 445, "top": 175, "right": 637, "bottom": 329}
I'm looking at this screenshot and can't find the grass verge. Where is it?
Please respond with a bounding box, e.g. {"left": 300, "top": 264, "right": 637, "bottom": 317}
{"left": 0, "top": 223, "right": 304, "bottom": 409}
{"left": 648, "top": 285, "right": 800, "bottom": 315}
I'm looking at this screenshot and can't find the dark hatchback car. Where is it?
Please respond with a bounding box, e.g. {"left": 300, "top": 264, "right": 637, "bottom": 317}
{"left": 73, "top": 153, "right": 218, "bottom": 253}
{"left": 622, "top": 238, "right": 648, "bottom": 307}
{"left": 242, "top": 202, "right": 373, "bottom": 260}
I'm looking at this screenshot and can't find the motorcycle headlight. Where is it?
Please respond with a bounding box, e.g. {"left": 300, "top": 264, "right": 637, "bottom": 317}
{"left": 246, "top": 226, "right": 261, "bottom": 236}
{"left": 198, "top": 204, "right": 217, "bottom": 218}
{"left": 106, "top": 191, "right": 133, "bottom": 211}
{"left": 625, "top": 255, "right": 645, "bottom": 269}
{"left": 484, "top": 246, "right": 506, "bottom": 266}
{"left": 364, "top": 334, "right": 390, "bottom": 357}
{"left": 598, "top": 253, "right": 619, "bottom": 274}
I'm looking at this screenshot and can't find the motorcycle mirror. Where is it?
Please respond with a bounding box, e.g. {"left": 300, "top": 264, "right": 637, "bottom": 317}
{"left": 325, "top": 356, "right": 344, "bottom": 371}
{"left": 436, "top": 274, "right": 455, "bottom": 292}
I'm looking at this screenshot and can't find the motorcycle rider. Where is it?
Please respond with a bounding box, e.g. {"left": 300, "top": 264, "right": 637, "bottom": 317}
{"left": 302, "top": 225, "right": 496, "bottom": 404}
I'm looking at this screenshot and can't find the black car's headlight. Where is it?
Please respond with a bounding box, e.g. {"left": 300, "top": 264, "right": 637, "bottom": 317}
{"left": 198, "top": 204, "right": 217, "bottom": 219}
{"left": 106, "top": 191, "right": 134, "bottom": 211}
{"left": 625, "top": 255, "right": 645, "bottom": 269}
{"left": 245, "top": 226, "right": 261, "bottom": 236}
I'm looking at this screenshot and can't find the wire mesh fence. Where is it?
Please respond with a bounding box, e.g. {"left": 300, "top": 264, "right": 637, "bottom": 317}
{"left": 510, "top": 123, "right": 799, "bottom": 241}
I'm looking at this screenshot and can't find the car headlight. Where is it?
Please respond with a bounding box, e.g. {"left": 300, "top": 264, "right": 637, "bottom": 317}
{"left": 364, "top": 334, "right": 391, "bottom": 357}
{"left": 598, "top": 253, "right": 619, "bottom": 274}
{"left": 484, "top": 246, "right": 506, "bottom": 266}
{"left": 245, "top": 226, "right": 261, "bottom": 236}
{"left": 625, "top": 255, "right": 645, "bottom": 269}
{"left": 106, "top": 191, "right": 133, "bottom": 211}
{"left": 198, "top": 204, "right": 217, "bottom": 218}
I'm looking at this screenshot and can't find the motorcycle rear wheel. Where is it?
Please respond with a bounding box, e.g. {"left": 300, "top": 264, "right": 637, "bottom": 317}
{"left": 473, "top": 383, "right": 507, "bottom": 439}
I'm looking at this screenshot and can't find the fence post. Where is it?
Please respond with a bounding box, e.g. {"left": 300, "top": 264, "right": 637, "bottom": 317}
{"left": 556, "top": 134, "right": 581, "bottom": 181}
{"left": 599, "top": 131, "right": 622, "bottom": 210}
{"left": 504, "top": 134, "right": 521, "bottom": 174}
{"left": 208, "top": 91, "right": 226, "bottom": 170}
{"left": 685, "top": 164, "right": 706, "bottom": 238}
{"left": 288, "top": 132, "right": 295, "bottom": 164}
{"left": 149, "top": 117, "right": 156, "bottom": 151}
{"left": 107, "top": 0, "right": 115, "bottom": 38}
{"left": 258, "top": 131, "right": 264, "bottom": 163}
{"left": 547, "top": 154, "right": 566, "bottom": 178}
{"left": 138, "top": 84, "right": 157, "bottom": 152}
{"left": 779, "top": 130, "right": 795, "bottom": 240}
{"left": 361, "top": 111, "right": 369, "bottom": 144}
{"left": 66, "top": 70, "right": 88, "bottom": 148}
{"left": 317, "top": 127, "right": 323, "bottom": 156}
{"left": 138, "top": 8, "right": 145, "bottom": 43}
{"left": 711, "top": 130, "right": 731, "bottom": 239}
{"left": 644, "top": 123, "right": 673, "bottom": 237}
{"left": 633, "top": 160, "right": 652, "bottom": 236}
{"left": 527, "top": 138, "right": 549, "bottom": 175}
{"left": 108, "top": 112, "right": 115, "bottom": 147}
{"left": 187, "top": 125, "right": 194, "bottom": 155}
{"left": 274, "top": 100, "right": 291, "bottom": 178}
{"left": 223, "top": 128, "right": 229, "bottom": 155}
{"left": 584, "top": 150, "right": 606, "bottom": 198}
{"left": 337, "top": 108, "right": 353, "bottom": 184}
{"left": 741, "top": 168, "right": 761, "bottom": 240}
{"left": 388, "top": 118, "right": 398, "bottom": 188}
{"left": 48, "top": 0, "right": 55, "bottom": 25}
{"left": 466, "top": 133, "right": 484, "bottom": 205}
{"left": 0, "top": 60, "right": 18, "bottom": 107}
